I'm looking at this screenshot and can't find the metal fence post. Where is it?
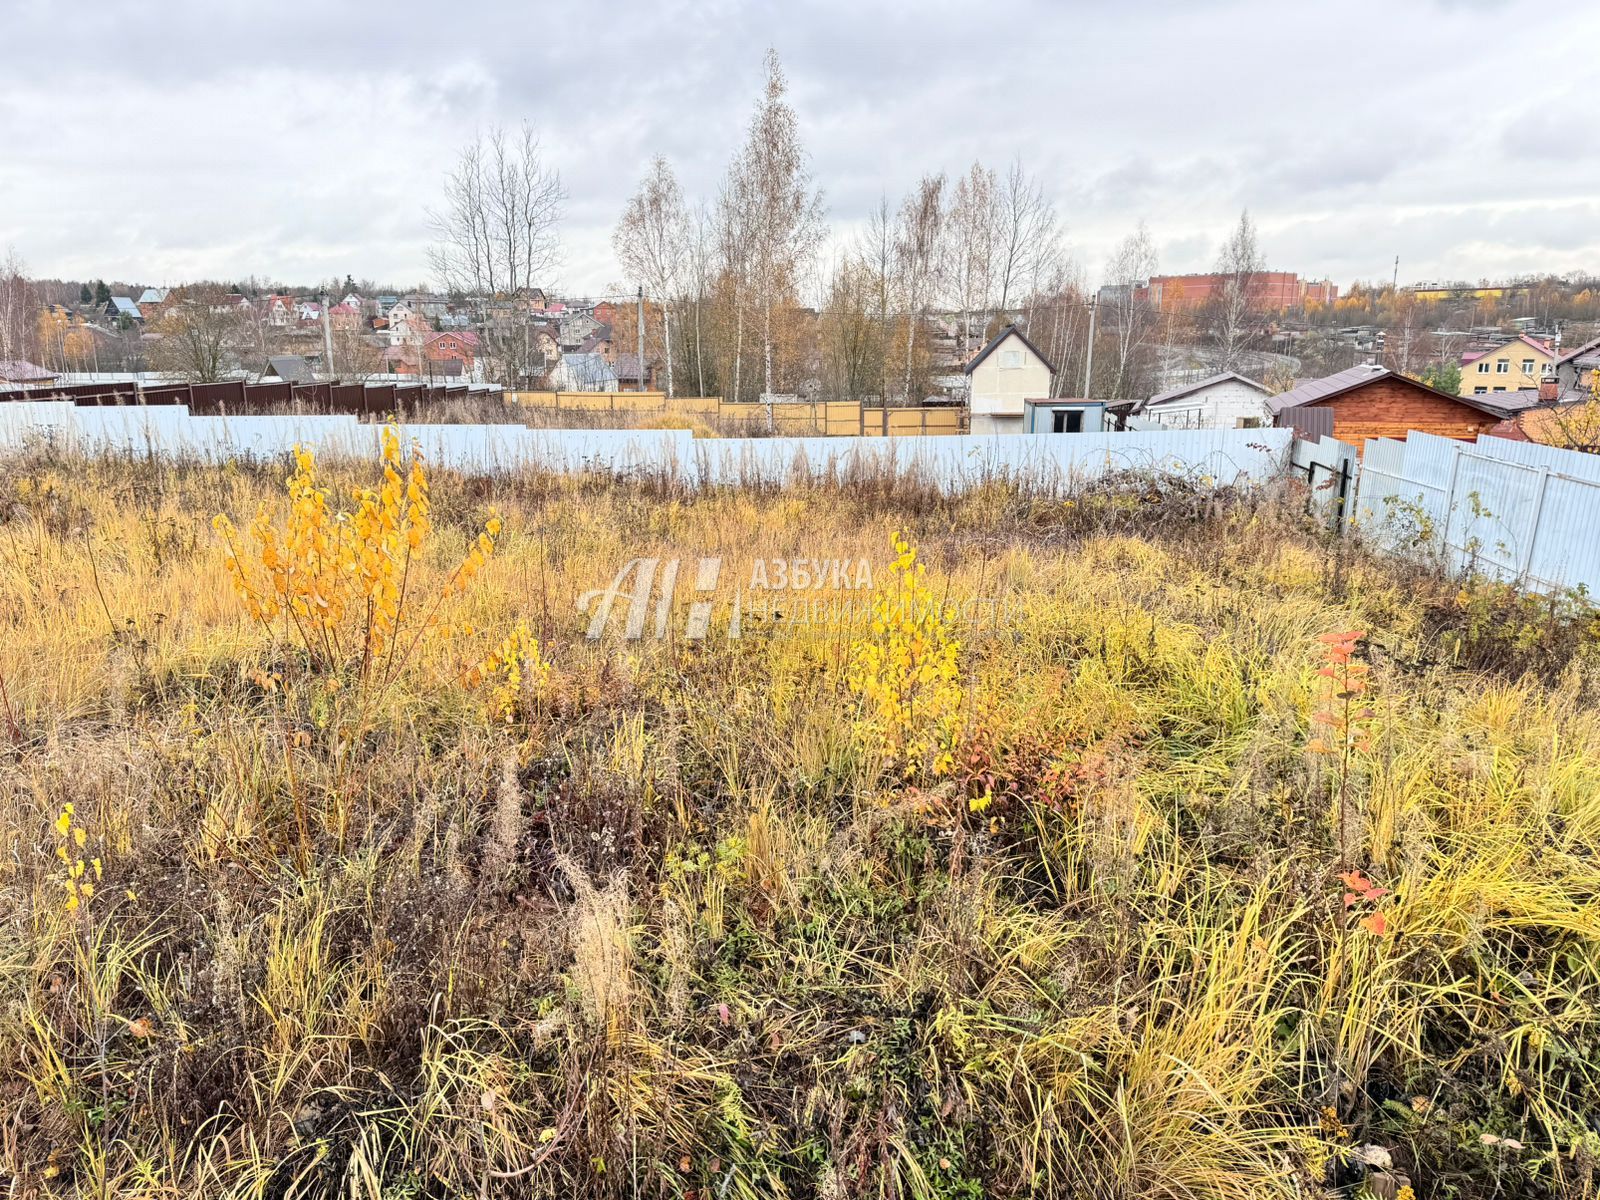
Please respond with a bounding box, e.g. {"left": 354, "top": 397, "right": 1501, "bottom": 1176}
{"left": 1519, "top": 466, "right": 1551, "bottom": 582}
{"left": 1441, "top": 443, "right": 1464, "bottom": 561}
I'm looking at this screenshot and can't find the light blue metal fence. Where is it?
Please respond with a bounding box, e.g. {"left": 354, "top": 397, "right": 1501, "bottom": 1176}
{"left": 0, "top": 403, "right": 1296, "bottom": 494}
{"left": 1354, "top": 431, "right": 1600, "bottom": 594}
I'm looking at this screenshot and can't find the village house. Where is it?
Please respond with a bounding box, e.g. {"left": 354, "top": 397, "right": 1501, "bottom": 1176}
{"left": 613, "top": 352, "right": 659, "bottom": 391}
{"left": 1269, "top": 364, "right": 1505, "bottom": 449}
{"left": 137, "top": 288, "right": 174, "bottom": 323}
{"left": 1485, "top": 375, "right": 1596, "bottom": 443}
{"left": 384, "top": 302, "right": 432, "bottom": 344}
{"left": 425, "top": 330, "right": 478, "bottom": 372}
{"left": 964, "top": 324, "right": 1055, "bottom": 435}
{"left": 580, "top": 324, "right": 614, "bottom": 360}
{"left": 1134, "top": 372, "right": 1274, "bottom": 429}
{"left": 262, "top": 294, "right": 296, "bottom": 328}
{"left": 1459, "top": 333, "right": 1555, "bottom": 396}
{"left": 558, "top": 311, "right": 602, "bottom": 348}
{"left": 528, "top": 324, "right": 560, "bottom": 370}
{"left": 328, "top": 302, "right": 361, "bottom": 332}
{"left": 1555, "top": 334, "right": 1600, "bottom": 395}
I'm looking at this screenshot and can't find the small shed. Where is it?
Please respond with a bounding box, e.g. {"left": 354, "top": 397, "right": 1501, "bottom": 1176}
{"left": 1023, "top": 398, "right": 1107, "bottom": 434}
{"left": 1136, "top": 371, "right": 1272, "bottom": 429}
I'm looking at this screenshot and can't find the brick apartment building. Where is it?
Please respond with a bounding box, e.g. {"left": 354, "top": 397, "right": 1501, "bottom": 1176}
{"left": 1136, "top": 272, "right": 1338, "bottom": 313}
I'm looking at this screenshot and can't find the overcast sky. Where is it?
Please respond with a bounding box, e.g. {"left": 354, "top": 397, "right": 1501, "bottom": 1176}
{"left": 3, "top": 0, "right": 1597, "bottom": 297}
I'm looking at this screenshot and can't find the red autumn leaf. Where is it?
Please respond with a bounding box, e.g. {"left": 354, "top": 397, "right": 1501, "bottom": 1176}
{"left": 1360, "top": 911, "right": 1388, "bottom": 937}
{"left": 1364, "top": 887, "right": 1389, "bottom": 903}
{"left": 1338, "top": 870, "right": 1370, "bottom": 891}
{"left": 1343, "top": 892, "right": 1360, "bottom": 909}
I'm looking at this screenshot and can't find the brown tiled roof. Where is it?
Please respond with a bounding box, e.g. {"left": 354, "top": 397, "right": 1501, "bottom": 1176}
{"left": 1266, "top": 364, "right": 1505, "bottom": 419}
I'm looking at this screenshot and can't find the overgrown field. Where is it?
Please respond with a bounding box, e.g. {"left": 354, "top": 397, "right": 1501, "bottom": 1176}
{"left": 4, "top": 442, "right": 1600, "bottom": 1199}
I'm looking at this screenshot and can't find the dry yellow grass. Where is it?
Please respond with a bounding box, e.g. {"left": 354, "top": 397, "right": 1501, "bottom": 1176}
{"left": 2, "top": 444, "right": 1600, "bottom": 1198}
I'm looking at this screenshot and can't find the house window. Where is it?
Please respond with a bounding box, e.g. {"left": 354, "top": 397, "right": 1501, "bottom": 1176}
{"left": 1492, "top": 386, "right": 1507, "bottom": 392}
{"left": 1521, "top": 359, "right": 1535, "bottom": 374}
{"left": 1235, "top": 417, "right": 1263, "bottom": 428}
{"left": 1496, "top": 359, "right": 1509, "bottom": 373}
{"left": 1477, "top": 362, "right": 1489, "bottom": 374}
{"left": 1473, "top": 386, "right": 1488, "bottom": 394}
{"left": 1000, "top": 349, "right": 1024, "bottom": 369}
{"left": 1051, "top": 409, "right": 1084, "bottom": 433}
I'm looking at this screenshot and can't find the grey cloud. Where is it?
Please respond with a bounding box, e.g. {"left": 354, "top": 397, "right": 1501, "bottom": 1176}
{"left": 3, "top": 0, "right": 1598, "bottom": 288}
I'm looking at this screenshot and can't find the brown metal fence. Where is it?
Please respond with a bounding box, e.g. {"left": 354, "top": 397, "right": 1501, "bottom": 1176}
{"left": 0, "top": 379, "right": 487, "bottom": 416}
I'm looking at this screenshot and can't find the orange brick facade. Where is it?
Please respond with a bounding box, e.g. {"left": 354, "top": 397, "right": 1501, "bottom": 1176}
{"left": 1309, "top": 377, "right": 1493, "bottom": 447}
{"left": 1138, "top": 272, "right": 1338, "bottom": 313}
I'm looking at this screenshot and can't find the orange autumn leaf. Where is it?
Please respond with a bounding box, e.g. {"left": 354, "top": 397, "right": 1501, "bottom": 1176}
{"left": 1360, "top": 911, "right": 1388, "bottom": 937}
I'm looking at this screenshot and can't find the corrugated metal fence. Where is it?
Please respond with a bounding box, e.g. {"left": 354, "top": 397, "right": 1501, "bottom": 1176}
{"left": 1353, "top": 431, "right": 1600, "bottom": 593}
{"left": 0, "top": 402, "right": 1295, "bottom": 493}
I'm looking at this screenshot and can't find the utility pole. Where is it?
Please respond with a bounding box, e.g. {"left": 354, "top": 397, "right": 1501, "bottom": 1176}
{"left": 321, "top": 294, "right": 335, "bottom": 379}
{"left": 636, "top": 286, "right": 646, "bottom": 392}
{"left": 1392, "top": 256, "right": 1399, "bottom": 293}
{"left": 1081, "top": 297, "right": 1097, "bottom": 397}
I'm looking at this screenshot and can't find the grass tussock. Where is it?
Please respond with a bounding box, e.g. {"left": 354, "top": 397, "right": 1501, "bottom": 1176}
{"left": 3, "top": 444, "right": 1600, "bottom": 1198}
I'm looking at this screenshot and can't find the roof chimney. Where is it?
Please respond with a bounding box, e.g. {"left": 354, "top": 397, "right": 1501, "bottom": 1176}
{"left": 1539, "top": 373, "right": 1560, "bottom": 404}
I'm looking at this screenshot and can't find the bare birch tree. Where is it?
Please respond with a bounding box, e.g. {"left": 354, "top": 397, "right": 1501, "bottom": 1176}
{"left": 894, "top": 174, "right": 944, "bottom": 404}
{"left": 1104, "top": 223, "right": 1159, "bottom": 400}
{"left": 614, "top": 156, "right": 689, "bottom": 397}
{"left": 427, "top": 123, "right": 565, "bottom": 296}
{"left": 943, "top": 164, "right": 998, "bottom": 357}
{"left": 993, "top": 159, "right": 1058, "bottom": 320}
{"left": 0, "top": 249, "right": 39, "bottom": 368}
{"left": 427, "top": 123, "right": 565, "bottom": 384}
{"left": 729, "top": 49, "right": 824, "bottom": 422}
{"left": 684, "top": 202, "right": 714, "bottom": 399}
{"left": 714, "top": 170, "right": 754, "bottom": 405}
{"left": 1208, "top": 210, "right": 1264, "bottom": 373}
{"left": 861, "top": 195, "right": 898, "bottom": 405}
